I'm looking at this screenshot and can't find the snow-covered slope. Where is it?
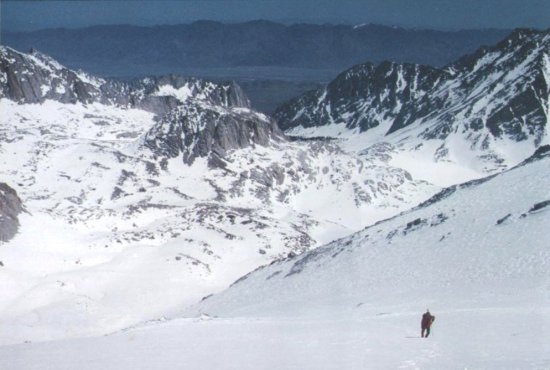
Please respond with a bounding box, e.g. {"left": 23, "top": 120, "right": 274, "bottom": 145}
{"left": 192, "top": 146, "right": 550, "bottom": 318}
{"left": 2, "top": 149, "right": 547, "bottom": 370}
{"left": 275, "top": 29, "right": 550, "bottom": 181}
{"left": 0, "top": 48, "right": 435, "bottom": 344}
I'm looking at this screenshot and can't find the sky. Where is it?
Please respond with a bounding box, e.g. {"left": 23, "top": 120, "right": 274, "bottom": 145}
{"left": 1, "top": 0, "right": 549, "bottom": 32}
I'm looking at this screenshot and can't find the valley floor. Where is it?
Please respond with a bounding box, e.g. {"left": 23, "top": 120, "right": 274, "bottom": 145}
{"left": 2, "top": 304, "right": 549, "bottom": 370}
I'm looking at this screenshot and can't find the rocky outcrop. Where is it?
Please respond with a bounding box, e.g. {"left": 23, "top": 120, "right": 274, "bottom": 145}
{"left": 0, "top": 183, "right": 23, "bottom": 243}
{"left": 135, "top": 75, "right": 250, "bottom": 109}
{"left": 275, "top": 29, "right": 549, "bottom": 145}
{"left": 144, "top": 103, "right": 284, "bottom": 166}
{"left": 0, "top": 47, "right": 104, "bottom": 104}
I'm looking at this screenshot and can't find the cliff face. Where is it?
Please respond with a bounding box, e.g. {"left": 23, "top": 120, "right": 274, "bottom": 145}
{"left": 144, "top": 104, "right": 284, "bottom": 166}
{"left": 0, "top": 183, "right": 23, "bottom": 243}
{"left": 0, "top": 46, "right": 104, "bottom": 104}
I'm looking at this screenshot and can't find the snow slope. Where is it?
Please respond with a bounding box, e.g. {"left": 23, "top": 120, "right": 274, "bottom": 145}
{"left": 1, "top": 36, "right": 548, "bottom": 367}
{"left": 0, "top": 30, "right": 548, "bottom": 369}
{"left": 2, "top": 149, "right": 548, "bottom": 370}
{"left": 193, "top": 148, "right": 550, "bottom": 318}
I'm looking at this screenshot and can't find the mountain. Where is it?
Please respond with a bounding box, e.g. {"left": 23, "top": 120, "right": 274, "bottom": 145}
{"left": 0, "top": 47, "right": 434, "bottom": 343}
{"left": 0, "top": 46, "right": 249, "bottom": 114}
{"left": 1, "top": 28, "right": 547, "bottom": 358}
{"left": 275, "top": 29, "right": 550, "bottom": 176}
{"left": 2, "top": 22, "right": 510, "bottom": 79}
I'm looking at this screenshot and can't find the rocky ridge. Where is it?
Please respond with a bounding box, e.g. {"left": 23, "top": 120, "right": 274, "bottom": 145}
{"left": 275, "top": 29, "right": 549, "bottom": 148}
{"left": 0, "top": 46, "right": 285, "bottom": 167}
{"left": 0, "top": 46, "right": 250, "bottom": 115}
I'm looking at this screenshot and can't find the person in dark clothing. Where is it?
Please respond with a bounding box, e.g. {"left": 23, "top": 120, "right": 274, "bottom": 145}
{"left": 421, "top": 309, "right": 435, "bottom": 338}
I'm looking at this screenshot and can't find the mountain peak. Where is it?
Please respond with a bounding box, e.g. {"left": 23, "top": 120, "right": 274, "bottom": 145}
{"left": 275, "top": 28, "right": 549, "bottom": 173}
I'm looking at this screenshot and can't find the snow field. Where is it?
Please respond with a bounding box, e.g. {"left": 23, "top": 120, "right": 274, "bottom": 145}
{"left": 1, "top": 306, "right": 548, "bottom": 370}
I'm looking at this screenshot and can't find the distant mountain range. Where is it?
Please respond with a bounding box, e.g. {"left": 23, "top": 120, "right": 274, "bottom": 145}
{"left": 2, "top": 21, "right": 510, "bottom": 79}
{"left": 1, "top": 21, "right": 512, "bottom": 113}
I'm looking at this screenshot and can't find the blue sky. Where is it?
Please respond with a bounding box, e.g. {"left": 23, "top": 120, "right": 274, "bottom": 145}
{"left": 2, "top": 0, "right": 549, "bottom": 32}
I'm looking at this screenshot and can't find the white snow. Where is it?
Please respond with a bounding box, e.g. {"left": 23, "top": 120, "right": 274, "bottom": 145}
{"left": 2, "top": 310, "right": 547, "bottom": 370}
{"left": 193, "top": 156, "right": 550, "bottom": 318}
{"left": 286, "top": 121, "right": 353, "bottom": 138}
{"left": 74, "top": 70, "right": 105, "bottom": 88}
{"left": 2, "top": 144, "right": 548, "bottom": 370}
{"left": 282, "top": 31, "right": 549, "bottom": 185}
{"left": 153, "top": 84, "right": 193, "bottom": 102}
{"left": 55, "top": 84, "right": 66, "bottom": 95}
{"left": 40, "top": 85, "right": 50, "bottom": 96}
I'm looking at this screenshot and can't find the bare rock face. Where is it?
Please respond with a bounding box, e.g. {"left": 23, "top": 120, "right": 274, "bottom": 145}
{"left": 0, "top": 47, "right": 102, "bottom": 104}
{"left": 275, "top": 61, "right": 445, "bottom": 133}
{"left": 0, "top": 183, "right": 23, "bottom": 243}
{"left": 144, "top": 103, "right": 284, "bottom": 166}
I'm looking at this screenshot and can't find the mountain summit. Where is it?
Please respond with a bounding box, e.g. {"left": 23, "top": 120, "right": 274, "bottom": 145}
{"left": 275, "top": 29, "right": 549, "bottom": 174}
